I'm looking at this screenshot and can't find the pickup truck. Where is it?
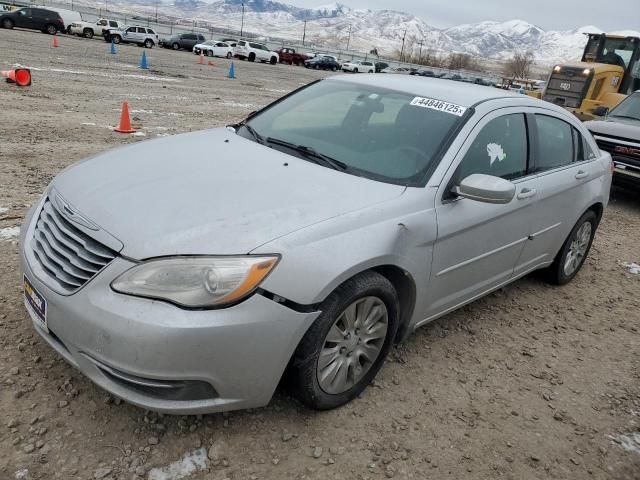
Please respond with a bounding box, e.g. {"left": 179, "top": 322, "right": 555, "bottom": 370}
{"left": 69, "top": 18, "right": 122, "bottom": 38}
{"left": 585, "top": 91, "right": 640, "bottom": 189}
{"left": 277, "top": 47, "right": 310, "bottom": 66}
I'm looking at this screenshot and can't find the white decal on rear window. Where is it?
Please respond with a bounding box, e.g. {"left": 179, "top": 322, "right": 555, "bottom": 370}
{"left": 410, "top": 97, "right": 467, "bottom": 116}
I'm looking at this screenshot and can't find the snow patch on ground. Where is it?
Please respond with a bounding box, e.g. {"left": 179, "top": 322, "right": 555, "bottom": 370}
{"left": 0, "top": 206, "right": 8, "bottom": 214}
{"left": 219, "top": 101, "right": 256, "bottom": 108}
{"left": 0, "top": 227, "right": 20, "bottom": 240}
{"left": 14, "top": 469, "right": 29, "bottom": 480}
{"left": 623, "top": 262, "right": 640, "bottom": 274}
{"left": 133, "top": 131, "right": 146, "bottom": 137}
{"left": 81, "top": 122, "right": 97, "bottom": 126}
{"left": 609, "top": 433, "right": 640, "bottom": 455}
{"left": 147, "top": 448, "right": 208, "bottom": 480}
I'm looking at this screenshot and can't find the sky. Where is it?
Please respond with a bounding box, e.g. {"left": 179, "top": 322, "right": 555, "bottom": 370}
{"left": 292, "top": 0, "right": 639, "bottom": 31}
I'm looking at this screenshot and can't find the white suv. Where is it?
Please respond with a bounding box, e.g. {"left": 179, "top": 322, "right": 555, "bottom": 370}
{"left": 234, "top": 41, "right": 279, "bottom": 64}
{"left": 104, "top": 25, "right": 159, "bottom": 48}
{"left": 342, "top": 60, "right": 375, "bottom": 73}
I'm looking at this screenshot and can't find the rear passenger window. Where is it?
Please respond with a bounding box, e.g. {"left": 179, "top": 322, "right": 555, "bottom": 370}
{"left": 109, "top": 21, "right": 117, "bottom": 27}
{"left": 455, "top": 114, "right": 528, "bottom": 181}
{"left": 534, "top": 115, "right": 574, "bottom": 171}
{"left": 137, "top": 27, "right": 146, "bottom": 33}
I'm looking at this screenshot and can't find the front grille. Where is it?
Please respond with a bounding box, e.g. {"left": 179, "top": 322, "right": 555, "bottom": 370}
{"left": 31, "top": 199, "right": 117, "bottom": 293}
{"left": 594, "top": 135, "right": 640, "bottom": 171}
{"left": 543, "top": 68, "right": 592, "bottom": 109}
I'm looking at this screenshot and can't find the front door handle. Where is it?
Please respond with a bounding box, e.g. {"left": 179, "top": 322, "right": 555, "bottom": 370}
{"left": 575, "top": 170, "right": 589, "bottom": 179}
{"left": 517, "top": 188, "right": 537, "bottom": 200}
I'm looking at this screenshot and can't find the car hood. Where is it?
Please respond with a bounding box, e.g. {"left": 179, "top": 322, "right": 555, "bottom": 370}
{"left": 51, "top": 129, "right": 405, "bottom": 259}
{"left": 585, "top": 118, "right": 640, "bottom": 140}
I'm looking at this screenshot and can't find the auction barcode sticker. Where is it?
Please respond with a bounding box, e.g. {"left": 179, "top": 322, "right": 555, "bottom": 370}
{"left": 410, "top": 97, "right": 467, "bottom": 116}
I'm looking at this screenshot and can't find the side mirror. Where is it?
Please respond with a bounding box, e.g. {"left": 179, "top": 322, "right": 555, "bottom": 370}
{"left": 453, "top": 174, "right": 516, "bottom": 204}
{"left": 593, "top": 106, "right": 609, "bottom": 117}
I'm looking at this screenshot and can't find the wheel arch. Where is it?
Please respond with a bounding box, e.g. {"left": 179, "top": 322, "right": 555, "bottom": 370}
{"left": 587, "top": 201, "right": 604, "bottom": 225}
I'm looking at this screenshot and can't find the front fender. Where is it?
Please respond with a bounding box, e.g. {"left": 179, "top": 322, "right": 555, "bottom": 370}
{"left": 252, "top": 188, "right": 437, "bottom": 328}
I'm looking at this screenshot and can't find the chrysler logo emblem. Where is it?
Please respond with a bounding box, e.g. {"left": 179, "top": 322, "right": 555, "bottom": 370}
{"left": 53, "top": 193, "right": 99, "bottom": 231}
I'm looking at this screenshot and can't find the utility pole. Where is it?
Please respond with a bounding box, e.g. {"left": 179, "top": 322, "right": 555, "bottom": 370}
{"left": 345, "top": 24, "right": 352, "bottom": 52}
{"left": 399, "top": 28, "right": 407, "bottom": 62}
{"left": 240, "top": 1, "right": 245, "bottom": 38}
{"left": 418, "top": 39, "right": 424, "bottom": 64}
{"left": 302, "top": 20, "right": 306, "bottom": 46}
{"left": 155, "top": 0, "right": 158, "bottom": 24}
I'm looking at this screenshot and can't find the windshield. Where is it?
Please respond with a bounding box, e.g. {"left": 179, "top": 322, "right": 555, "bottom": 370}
{"left": 242, "top": 80, "right": 467, "bottom": 185}
{"left": 610, "top": 92, "right": 640, "bottom": 121}
{"left": 596, "top": 38, "right": 637, "bottom": 69}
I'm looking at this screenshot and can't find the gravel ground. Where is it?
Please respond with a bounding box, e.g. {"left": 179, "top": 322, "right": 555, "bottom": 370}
{"left": 1, "top": 28, "right": 639, "bottom": 480}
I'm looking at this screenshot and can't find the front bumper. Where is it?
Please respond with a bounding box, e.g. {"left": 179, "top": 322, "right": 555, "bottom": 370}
{"left": 20, "top": 208, "right": 320, "bottom": 414}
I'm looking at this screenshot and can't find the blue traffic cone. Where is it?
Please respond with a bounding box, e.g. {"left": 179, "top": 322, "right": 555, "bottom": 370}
{"left": 228, "top": 62, "right": 235, "bottom": 79}
{"left": 139, "top": 51, "right": 149, "bottom": 70}
{"left": 110, "top": 40, "right": 116, "bottom": 55}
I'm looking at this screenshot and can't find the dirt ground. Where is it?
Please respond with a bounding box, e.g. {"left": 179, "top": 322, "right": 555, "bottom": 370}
{"left": 1, "top": 28, "right": 639, "bottom": 480}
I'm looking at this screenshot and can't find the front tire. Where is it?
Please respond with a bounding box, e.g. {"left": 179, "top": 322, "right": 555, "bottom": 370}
{"left": 226, "top": 52, "right": 232, "bottom": 59}
{"left": 83, "top": 28, "right": 93, "bottom": 39}
{"left": 248, "top": 53, "right": 256, "bottom": 62}
{"left": 288, "top": 271, "right": 399, "bottom": 410}
{"left": 144, "top": 39, "right": 154, "bottom": 48}
{"left": 544, "top": 210, "right": 597, "bottom": 285}
{"left": 172, "top": 42, "right": 180, "bottom": 50}
{"left": 270, "top": 56, "right": 277, "bottom": 65}
{"left": 112, "top": 35, "right": 121, "bottom": 44}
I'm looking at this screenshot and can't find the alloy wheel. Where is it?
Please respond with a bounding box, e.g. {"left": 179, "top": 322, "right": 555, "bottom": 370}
{"left": 563, "top": 221, "right": 592, "bottom": 276}
{"left": 317, "top": 296, "right": 388, "bottom": 395}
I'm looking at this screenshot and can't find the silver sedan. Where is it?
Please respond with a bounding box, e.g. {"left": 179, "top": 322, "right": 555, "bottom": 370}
{"left": 20, "top": 75, "right": 612, "bottom": 414}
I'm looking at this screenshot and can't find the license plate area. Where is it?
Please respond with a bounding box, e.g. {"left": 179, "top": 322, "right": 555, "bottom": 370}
{"left": 24, "top": 275, "right": 48, "bottom": 332}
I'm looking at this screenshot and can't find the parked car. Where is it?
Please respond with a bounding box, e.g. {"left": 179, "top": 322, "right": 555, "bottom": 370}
{"left": 0, "top": 7, "right": 64, "bottom": 35}
{"left": 585, "top": 91, "right": 640, "bottom": 188}
{"left": 375, "top": 62, "right": 389, "bottom": 73}
{"left": 304, "top": 56, "right": 341, "bottom": 71}
{"left": 104, "top": 25, "right": 158, "bottom": 48}
{"left": 69, "top": 18, "right": 123, "bottom": 38}
{"left": 19, "top": 76, "right": 611, "bottom": 415}
{"left": 310, "top": 52, "right": 338, "bottom": 62}
{"left": 277, "top": 47, "right": 311, "bottom": 65}
{"left": 411, "top": 69, "right": 435, "bottom": 77}
{"left": 45, "top": 7, "right": 81, "bottom": 34}
{"left": 161, "top": 33, "right": 206, "bottom": 51}
{"left": 342, "top": 60, "right": 375, "bottom": 73}
{"left": 380, "top": 66, "right": 411, "bottom": 74}
{"left": 234, "top": 40, "right": 279, "bottom": 64}
{"left": 193, "top": 40, "right": 233, "bottom": 58}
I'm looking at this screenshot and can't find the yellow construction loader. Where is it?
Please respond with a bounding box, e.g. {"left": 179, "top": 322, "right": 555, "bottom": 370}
{"left": 542, "top": 33, "right": 640, "bottom": 120}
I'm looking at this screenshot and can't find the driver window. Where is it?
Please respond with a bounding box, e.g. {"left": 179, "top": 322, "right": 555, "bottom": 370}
{"left": 18, "top": 9, "right": 28, "bottom": 16}
{"left": 98, "top": 20, "right": 107, "bottom": 26}
{"left": 126, "top": 27, "right": 136, "bottom": 33}
{"left": 455, "top": 114, "right": 528, "bottom": 182}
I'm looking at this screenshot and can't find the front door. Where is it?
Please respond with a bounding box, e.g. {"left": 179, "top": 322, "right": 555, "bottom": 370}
{"left": 14, "top": 9, "right": 30, "bottom": 28}
{"left": 425, "top": 110, "right": 538, "bottom": 319}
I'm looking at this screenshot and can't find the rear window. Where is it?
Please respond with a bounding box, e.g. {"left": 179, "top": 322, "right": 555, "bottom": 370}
{"left": 109, "top": 21, "right": 118, "bottom": 27}
{"left": 238, "top": 41, "right": 247, "bottom": 46}
{"left": 147, "top": 28, "right": 155, "bottom": 34}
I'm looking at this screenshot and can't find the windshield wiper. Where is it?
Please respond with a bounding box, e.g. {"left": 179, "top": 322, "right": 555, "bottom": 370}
{"left": 265, "top": 137, "right": 348, "bottom": 171}
{"left": 232, "top": 121, "right": 265, "bottom": 145}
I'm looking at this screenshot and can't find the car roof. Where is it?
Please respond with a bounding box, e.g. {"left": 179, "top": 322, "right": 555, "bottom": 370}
{"left": 329, "top": 74, "right": 532, "bottom": 107}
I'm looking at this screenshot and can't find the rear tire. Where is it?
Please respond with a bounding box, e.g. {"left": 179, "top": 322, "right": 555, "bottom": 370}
{"left": 543, "top": 210, "right": 597, "bottom": 285}
{"left": 112, "top": 35, "right": 121, "bottom": 44}
{"left": 353, "top": 68, "right": 358, "bottom": 73}
{"left": 248, "top": 53, "right": 256, "bottom": 62}
{"left": 144, "top": 39, "right": 154, "bottom": 49}
{"left": 332, "top": 66, "right": 337, "bottom": 71}
{"left": 226, "top": 52, "right": 232, "bottom": 59}
{"left": 172, "top": 42, "right": 180, "bottom": 50}
{"left": 288, "top": 271, "right": 399, "bottom": 410}
{"left": 1, "top": 18, "right": 13, "bottom": 29}
{"left": 46, "top": 24, "right": 57, "bottom": 35}
{"left": 83, "top": 28, "right": 93, "bottom": 39}
{"left": 270, "top": 56, "right": 277, "bottom": 65}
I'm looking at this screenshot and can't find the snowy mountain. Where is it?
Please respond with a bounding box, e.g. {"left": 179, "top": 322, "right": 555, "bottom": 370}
{"left": 76, "top": 0, "right": 639, "bottom": 64}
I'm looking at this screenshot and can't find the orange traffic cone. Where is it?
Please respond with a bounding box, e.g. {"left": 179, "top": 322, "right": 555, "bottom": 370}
{"left": 1, "top": 68, "right": 31, "bottom": 86}
{"left": 208, "top": 60, "right": 215, "bottom": 66}
{"left": 52, "top": 36, "right": 59, "bottom": 48}
{"left": 197, "top": 52, "right": 204, "bottom": 65}
{"left": 114, "top": 101, "right": 136, "bottom": 133}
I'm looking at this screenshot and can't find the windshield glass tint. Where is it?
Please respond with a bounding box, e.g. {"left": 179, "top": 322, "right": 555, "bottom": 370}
{"left": 245, "top": 80, "right": 465, "bottom": 185}
{"left": 610, "top": 92, "right": 640, "bottom": 120}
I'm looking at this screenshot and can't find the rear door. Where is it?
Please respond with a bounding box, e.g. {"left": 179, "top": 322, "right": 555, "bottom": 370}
{"left": 425, "top": 110, "right": 539, "bottom": 318}
{"left": 514, "top": 111, "right": 602, "bottom": 275}
{"left": 31, "top": 9, "right": 49, "bottom": 30}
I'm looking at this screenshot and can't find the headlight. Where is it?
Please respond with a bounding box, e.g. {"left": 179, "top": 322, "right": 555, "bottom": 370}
{"left": 111, "top": 256, "right": 279, "bottom": 308}
{"left": 553, "top": 65, "right": 561, "bottom": 73}
{"left": 582, "top": 68, "right": 592, "bottom": 76}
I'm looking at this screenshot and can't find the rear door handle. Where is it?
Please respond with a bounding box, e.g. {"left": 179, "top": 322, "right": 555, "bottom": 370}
{"left": 575, "top": 170, "right": 589, "bottom": 179}
{"left": 517, "top": 188, "right": 537, "bottom": 200}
